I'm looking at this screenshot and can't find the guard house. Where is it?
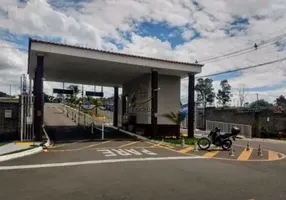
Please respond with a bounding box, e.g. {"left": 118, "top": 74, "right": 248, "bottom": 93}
{"left": 28, "top": 39, "right": 203, "bottom": 141}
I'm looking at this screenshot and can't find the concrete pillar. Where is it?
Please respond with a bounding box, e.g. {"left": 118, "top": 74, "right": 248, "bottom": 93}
{"left": 113, "top": 86, "right": 119, "bottom": 127}
{"left": 188, "top": 73, "right": 195, "bottom": 138}
{"left": 33, "top": 55, "right": 44, "bottom": 141}
{"left": 151, "top": 70, "right": 158, "bottom": 138}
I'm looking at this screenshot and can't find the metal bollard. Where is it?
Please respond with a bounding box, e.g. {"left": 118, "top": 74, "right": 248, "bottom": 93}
{"left": 102, "top": 123, "right": 104, "bottom": 140}
{"left": 257, "top": 144, "right": 263, "bottom": 156}
{"left": 229, "top": 148, "right": 235, "bottom": 157}
{"left": 194, "top": 141, "right": 199, "bottom": 151}
{"left": 91, "top": 122, "right": 94, "bottom": 134}
{"left": 246, "top": 141, "right": 250, "bottom": 151}
{"left": 181, "top": 137, "right": 185, "bottom": 147}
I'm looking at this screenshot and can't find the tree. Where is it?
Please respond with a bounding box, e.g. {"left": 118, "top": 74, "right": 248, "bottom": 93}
{"left": 238, "top": 84, "right": 248, "bottom": 107}
{"left": 216, "top": 80, "right": 232, "bottom": 107}
{"left": 68, "top": 85, "right": 80, "bottom": 103}
{"left": 275, "top": 95, "right": 286, "bottom": 107}
{"left": 244, "top": 102, "right": 250, "bottom": 107}
{"left": 44, "top": 93, "right": 54, "bottom": 102}
{"left": 249, "top": 99, "right": 272, "bottom": 111}
{"left": 162, "top": 111, "right": 186, "bottom": 139}
{"left": 0, "top": 91, "right": 10, "bottom": 97}
{"left": 195, "top": 78, "right": 215, "bottom": 130}
{"left": 195, "top": 78, "right": 215, "bottom": 107}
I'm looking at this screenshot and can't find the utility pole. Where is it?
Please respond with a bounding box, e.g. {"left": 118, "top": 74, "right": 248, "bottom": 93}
{"left": 9, "top": 85, "right": 11, "bottom": 96}
{"left": 256, "top": 93, "right": 259, "bottom": 111}
{"left": 256, "top": 93, "right": 259, "bottom": 101}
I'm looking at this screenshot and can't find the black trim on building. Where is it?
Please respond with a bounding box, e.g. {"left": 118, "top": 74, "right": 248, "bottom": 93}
{"left": 188, "top": 73, "right": 195, "bottom": 138}
{"left": 34, "top": 55, "right": 44, "bottom": 141}
{"left": 113, "top": 86, "right": 119, "bottom": 127}
{"left": 151, "top": 70, "right": 158, "bottom": 137}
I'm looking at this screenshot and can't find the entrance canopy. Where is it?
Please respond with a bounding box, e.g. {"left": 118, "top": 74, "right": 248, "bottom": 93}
{"left": 28, "top": 39, "right": 203, "bottom": 86}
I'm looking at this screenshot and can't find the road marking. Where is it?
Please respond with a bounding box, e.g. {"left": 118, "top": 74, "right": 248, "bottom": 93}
{"left": 50, "top": 141, "right": 111, "bottom": 152}
{"left": 178, "top": 146, "right": 194, "bottom": 153}
{"left": 118, "top": 141, "right": 139, "bottom": 148}
{"left": 203, "top": 149, "right": 220, "bottom": 158}
{"left": 147, "top": 141, "right": 174, "bottom": 149}
{"left": 0, "top": 156, "right": 205, "bottom": 171}
{"left": 97, "top": 148, "right": 158, "bottom": 157}
{"left": 237, "top": 148, "right": 253, "bottom": 161}
{"left": 50, "top": 140, "right": 87, "bottom": 149}
{"left": 78, "top": 141, "right": 111, "bottom": 150}
{"left": 268, "top": 151, "right": 279, "bottom": 160}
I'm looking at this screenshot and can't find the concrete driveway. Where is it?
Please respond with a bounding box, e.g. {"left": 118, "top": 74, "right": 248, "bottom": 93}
{"left": 0, "top": 104, "right": 286, "bottom": 200}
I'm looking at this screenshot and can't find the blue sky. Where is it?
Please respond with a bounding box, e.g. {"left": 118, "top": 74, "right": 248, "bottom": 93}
{"left": 0, "top": 0, "right": 286, "bottom": 102}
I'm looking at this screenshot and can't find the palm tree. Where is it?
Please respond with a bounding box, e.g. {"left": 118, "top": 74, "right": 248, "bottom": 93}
{"left": 162, "top": 111, "right": 185, "bottom": 139}
{"left": 67, "top": 85, "right": 80, "bottom": 104}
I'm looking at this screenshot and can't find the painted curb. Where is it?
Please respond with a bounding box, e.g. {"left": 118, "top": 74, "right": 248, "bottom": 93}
{"left": 0, "top": 146, "right": 43, "bottom": 162}
{"left": 0, "top": 125, "right": 51, "bottom": 162}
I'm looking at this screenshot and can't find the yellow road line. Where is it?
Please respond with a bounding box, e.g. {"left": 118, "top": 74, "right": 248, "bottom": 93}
{"left": 268, "top": 151, "right": 280, "bottom": 160}
{"left": 50, "top": 141, "right": 111, "bottom": 152}
{"left": 203, "top": 149, "right": 220, "bottom": 158}
{"left": 237, "top": 148, "right": 253, "bottom": 161}
{"left": 79, "top": 141, "right": 111, "bottom": 150}
{"left": 50, "top": 139, "right": 87, "bottom": 149}
{"left": 118, "top": 141, "right": 139, "bottom": 148}
{"left": 94, "top": 146, "right": 162, "bottom": 149}
{"left": 147, "top": 141, "right": 175, "bottom": 149}
{"left": 178, "top": 146, "right": 194, "bottom": 153}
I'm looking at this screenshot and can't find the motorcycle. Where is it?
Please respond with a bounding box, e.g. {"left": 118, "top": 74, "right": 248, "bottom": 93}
{"left": 197, "top": 127, "right": 240, "bottom": 151}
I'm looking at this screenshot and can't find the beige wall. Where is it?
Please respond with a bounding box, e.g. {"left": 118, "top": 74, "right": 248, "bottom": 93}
{"left": 157, "top": 75, "right": 181, "bottom": 125}
{"left": 123, "top": 74, "right": 181, "bottom": 125}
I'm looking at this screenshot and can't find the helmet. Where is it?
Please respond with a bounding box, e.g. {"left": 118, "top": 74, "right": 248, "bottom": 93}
{"left": 231, "top": 127, "right": 240, "bottom": 135}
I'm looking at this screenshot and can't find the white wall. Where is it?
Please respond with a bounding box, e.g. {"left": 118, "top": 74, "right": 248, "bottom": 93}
{"left": 123, "top": 74, "right": 151, "bottom": 124}
{"left": 157, "top": 75, "right": 181, "bottom": 124}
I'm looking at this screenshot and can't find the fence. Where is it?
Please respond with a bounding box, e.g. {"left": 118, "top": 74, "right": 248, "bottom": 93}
{"left": 206, "top": 120, "right": 252, "bottom": 138}
{"left": 20, "top": 95, "right": 34, "bottom": 141}
{"left": 180, "top": 106, "right": 203, "bottom": 129}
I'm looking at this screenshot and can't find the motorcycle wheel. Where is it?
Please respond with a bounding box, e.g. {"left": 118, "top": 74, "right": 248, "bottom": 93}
{"left": 197, "top": 137, "right": 211, "bottom": 150}
{"left": 221, "top": 139, "right": 232, "bottom": 151}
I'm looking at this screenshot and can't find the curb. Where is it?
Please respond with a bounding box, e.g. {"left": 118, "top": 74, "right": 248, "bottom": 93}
{"left": 242, "top": 138, "right": 286, "bottom": 144}
{"left": 0, "top": 125, "right": 51, "bottom": 163}
{"left": 109, "top": 126, "right": 180, "bottom": 147}
{"left": 0, "top": 147, "right": 43, "bottom": 162}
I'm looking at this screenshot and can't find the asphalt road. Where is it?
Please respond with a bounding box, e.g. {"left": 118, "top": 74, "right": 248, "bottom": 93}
{"left": 0, "top": 104, "right": 286, "bottom": 200}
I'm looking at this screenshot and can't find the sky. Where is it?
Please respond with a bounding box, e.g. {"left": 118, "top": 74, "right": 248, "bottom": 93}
{"left": 0, "top": 0, "right": 286, "bottom": 105}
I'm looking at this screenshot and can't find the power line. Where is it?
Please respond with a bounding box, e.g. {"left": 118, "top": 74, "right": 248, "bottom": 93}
{"left": 0, "top": 45, "right": 27, "bottom": 51}
{"left": 197, "top": 57, "right": 286, "bottom": 78}
{"left": 198, "top": 32, "right": 286, "bottom": 64}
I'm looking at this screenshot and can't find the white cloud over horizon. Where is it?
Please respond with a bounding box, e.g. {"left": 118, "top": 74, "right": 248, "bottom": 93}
{"left": 0, "top": 0, "right": 285, "bottom": 105}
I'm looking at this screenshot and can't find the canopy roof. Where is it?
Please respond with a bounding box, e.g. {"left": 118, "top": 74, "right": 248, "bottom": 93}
{"left": 28, "top": 39, "right": 203, "bottom": 87}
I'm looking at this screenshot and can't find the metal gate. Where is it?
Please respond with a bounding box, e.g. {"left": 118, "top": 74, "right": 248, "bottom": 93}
{"left": 20, "top": 95, "right": 34, "bottom": 141}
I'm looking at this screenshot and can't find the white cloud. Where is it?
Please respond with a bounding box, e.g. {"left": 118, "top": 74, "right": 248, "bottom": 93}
{"left": 182, "top": 29, "right": 195, "bottom": 40}
{"left": 0, "top": 0, "right": 286, "bottom": 103}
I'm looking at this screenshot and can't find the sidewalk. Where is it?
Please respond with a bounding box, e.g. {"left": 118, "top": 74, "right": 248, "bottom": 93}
{"left": 0, "top": 143, "right": 32, "bottom": 156}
